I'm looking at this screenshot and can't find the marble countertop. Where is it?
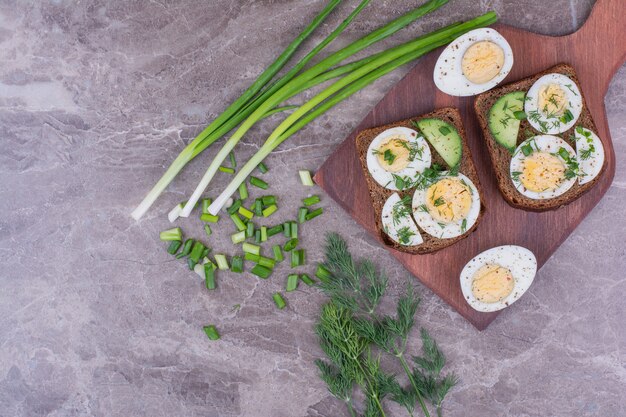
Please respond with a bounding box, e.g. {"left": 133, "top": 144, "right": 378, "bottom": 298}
{"left": 1, "top": 1, "right": 624, "bottom": 416}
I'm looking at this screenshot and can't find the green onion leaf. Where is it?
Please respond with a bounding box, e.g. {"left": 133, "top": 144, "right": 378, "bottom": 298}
{"left": 204, "top": 224, "right": 212, "bottom": 237}
{"left": 229, "top": 151, "right": 237, "bottom": 168}
{"left": 242, "top": 242, "right": 261, "bottom": 256}
{"left": 315, "top": 264, "right": 332, "bottom": 283}
{"left": 251, "top": 264, "right": 272, "bottom": 279}
{"left": 219, "top": 166, "right": 235, "bottom": 174}
{"left": 273, "top": 245, "right": 284, "bottom": 262}
{"left": 167, "top": 240, "right": 182, "bottom": 255}
{"left": 298, "top": 207, "right": 308, "bottom": 223}
{"left": 245, "top": 221, "right": 255, "bottom": 238}
{"left": 230, "top": 213, "right": 247, "bottom": 231}
{"left": 258, "top": 256, "right": 276, "bottom": 269}
{"left": 176, "top": 239, "right": 194, "bottom": 259}
{"left": 305, "top": 207, "right": 323, "bottom": 221}
{"left": 257, "top": 162, "right": 269, "bottom": 174}
{"left": 250, "top": 176, "right": 268, "bottom": 189}
{"left": 244, "top": 252, "right": 261, "bottom": 262}
{"left": 284, "top": 238, "right": 298, "bottom": 252}
{"left": 438, "top": 126, "right": 451, "bottom": 135}
{"left": 261, "top": 195, "right": 276, "bottom": 206}
{"left": 262, "top": 204, "right": 278, "bottom": 217}
{"left": 231, "top": 230, "right": 246, "bottom": 244}
{"left": 513, "top": 110, "right": 527, "bottom": 120}
{"left": 200, "top": 213, "right": 219, "bottom": 223}
{"left": 267, "top": 225, "right": 283, "bottom": 237}
{"left": 238, "top": 206, "right": 254, "bottom": 220}
{"left": 299, "top": 273, "right": 315, "bottom": 286}
{"left": 227, "top": 199, "right": 243, "bottom": 215}
{"left": 291, "top": 249, "right": 305, "bottom": 267}
{"left": 261, "top": 226, "right": 268, "bottom": 242}
{"left": 214, "top": 254, "right": 229, "bottom": 270}
{"left": 286, "top": 274, "right": 299, "bottom": 292}
{"left": 254, "top": 199, "right": 263, "bottom": 216}
{"left": 189, "top": 241, "right": 207, "bottom": 263}
{"left": 230, "top": 255, "right": 244, "bottom": 273}
{"left": 302, "top": 195, "right": 320, "bottom": 206}
{"left": 290, "top": 221, "right": 298, "bottom": 238}
{"left": 254, "top": 229, "right": 261, "bottom": 243}
{"left": 299, "top": 170, "right": 314, "bottom": 186}
{"left": 201, "top": 198, "right": 212, "bottom": 214}
{"left": 187, "top": 257, "right": 197, "bottom": 270}
{"left": 204, "top": 263, "right": 216, "bottom": 290}
{"left": 238, "top": 182, "right": 248, "bottom": 200}
{"left": 160, "top": 227, "right": 183, "bottom": 241}
{"left": 272, "top": 292, "right": 286, "bottom": 309}
{"left": 203, "top": 325, "right": 220, "bottom": 340}
{"left": 282, "top": 222, "right": 291, "bottom": 237}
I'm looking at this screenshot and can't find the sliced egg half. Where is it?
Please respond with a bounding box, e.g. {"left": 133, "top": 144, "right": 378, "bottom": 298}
{"left": 510, "top": 135, "right": 577, "bottom": 200}
{"left": 524, "top": 73, "right": 583, "bottom": 134}
{"left": 366, "top": 127, "right": 432, "bottom": 190}
{"left": 434, "top": 28, "right": 513, "bottom": 97}
{"left": 574, "top": 126, "right": 605, "bottom": 185}
{"left": 411, "top": 173, "right": 481, "bottom": 239}
{"left": 460, "top": 245, "right": 537, "bottom": 312}
{"left": 381, "top": 193, "right": 423, "bottom": 246}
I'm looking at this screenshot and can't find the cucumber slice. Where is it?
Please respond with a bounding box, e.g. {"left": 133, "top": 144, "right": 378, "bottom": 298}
{"left": 415, "top": 118, "right": 462, "bottom": 168}
{"left": 488, "top": 91, "right": 526, "bottom": 153}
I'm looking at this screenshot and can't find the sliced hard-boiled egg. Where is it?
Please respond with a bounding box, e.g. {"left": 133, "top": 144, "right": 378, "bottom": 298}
{"left": 524, "top": 73, "right": 583, "bottom": 134}
{"left": 460, "top": 245, "right": 537, "bottom": 312}
{"left": 411, "top": 173, "right": 481, "bottom": 239}
{"left": 366, "top": 127, "right": 431, "bottom": 190}
{"left": 574, "top": 126, "right": 605, "bottom": 185}
{"left": 510, "top": 135, "right": 577, "bottom": 200}
{"left": 434, "top": 28, "right": 513, "bottom": 97}
{"left": 381, "top": 193, "right": 423, "bottom": 246}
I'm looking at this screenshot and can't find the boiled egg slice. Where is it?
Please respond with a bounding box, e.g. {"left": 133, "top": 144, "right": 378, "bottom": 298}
{"left": 434, "top": 28, "right": 513, "bottom": 97}
{"left": 366, "top": 127, "right": 431, "bottom": 190}
{"left": 381, "top": 193, "right": 423, "bottom": 246}
{"left": 460, "top": 245, "right": 537, "bottom": 312}
{"left": 510, "top": 135, "right": 577, "bottom": 200}
{"left": 524, "top": 73, "right": 583, "bottom": 134}
{"left": 411, "top": 173, "right": 481, "bottom": 239}
{"left": 574, "top": 126, "right": 605, "bottom": 185}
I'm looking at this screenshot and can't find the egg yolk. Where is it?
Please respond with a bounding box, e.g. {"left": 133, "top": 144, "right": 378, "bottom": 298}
{"left": 376, "top": 137, "right": 411, "bottom": 172}
{"left": 520, "top": 151, "right": 566, "bottom": 192}
{"left": 461, "top": 41, "right": 505, "bottom": 84}
{"left": 425, "top": 178, "right": 472, "bottom": 223}
{"left": 471, "top": 263, "right": 515, "bottom": 303}
{"left": 538, "top": 83, "right": 567, "bottom": 116}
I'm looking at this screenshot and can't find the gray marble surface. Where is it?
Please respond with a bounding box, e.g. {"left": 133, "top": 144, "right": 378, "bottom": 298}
{"left": 0, "top": 1, "right": 624, "bottom": 416}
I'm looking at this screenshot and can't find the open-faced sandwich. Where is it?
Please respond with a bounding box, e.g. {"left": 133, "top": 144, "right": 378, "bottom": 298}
{"left": 474, "top": 63, "right": 606, "bottom": 211}
{"left": 356, "top": 108, "right": 484, "bottom": 254}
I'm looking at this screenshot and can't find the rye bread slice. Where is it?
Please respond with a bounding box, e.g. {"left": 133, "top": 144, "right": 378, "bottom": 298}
{"left": 474, "top": 63, "right": 606, "bottom": 211}
{"left": 356, "top": 107, "right": 485, "bottom": 255}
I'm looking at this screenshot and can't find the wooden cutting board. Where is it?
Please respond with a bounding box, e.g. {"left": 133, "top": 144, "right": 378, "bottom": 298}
{"left": 314, "top": 0, "right": 626, "bottom": 330}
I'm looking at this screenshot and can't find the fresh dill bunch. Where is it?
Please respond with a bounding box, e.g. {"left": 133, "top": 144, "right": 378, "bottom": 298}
{"left": 315, "top": 359, "right": 356, "bottom": 415}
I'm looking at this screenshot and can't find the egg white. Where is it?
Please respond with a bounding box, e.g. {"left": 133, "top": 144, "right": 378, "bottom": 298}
{"left": 460, "top": 245, "right": 537, "bottom": 312}
{"left": 574, "top": 126, "right": 605, "bottom": 185}
{"left": 510, "top": 135, "right": 577, "bottom": 200}
{"left": 433, "top": 28, "right": 514, "bottom": 97}
{"left": 411, "top": 173, "right": 481, "bottom": 239}
{"left": 381, "top": 193, "right": 423, "bottom": 246}
{"left": 366, "top": 127, "right": 431, "bottom": 190}
{"left": 524, "top": 73, "right": 583, "bottom": 134}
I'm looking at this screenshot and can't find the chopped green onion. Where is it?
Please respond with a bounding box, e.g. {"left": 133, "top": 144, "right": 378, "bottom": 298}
{"left": 302, "top": 195, "right": 321, "bottom": 206}
{"left": 244, "top": 252, "right": 261, "bottom": 262}
{"left": 189, "top": 241, "right": 207, "bottom": 263}
{"left": 284, "top": 238, "right": 298, "bottom": 252}
{"left": 205, "top": 263, "right": 216, "bottom": 290}
{"left": 187, "top": 257, "right": 197, "bottom": 270}
{"left": 273, "top": 293, "right": 286, "bottom": 310}
{"left": 201, "top": 198, "right": 212, "bottom": 214}
{"left": 227, "top": 199, "right": 243, "bottom": 215}
{"left": 242, "top": 242, "right": 261, "bottom": 255}
{"left": 261, "top": 195, "right": 276, "bottom": 205}
{"left": 200, "top": 213, "right": 220, "bottom": 223}
{"left": 219, "top": 166, "right": 235, "bottom": 174}
{"left": 300, "top": 273, "right": 315, "bottom": 286}
{"left": 283, "top": 222, "right": 291, "bottom": 237}
{"left": 291, "top": 249, "right": 305, "bottom": 267}
{"left": 229, "top": 151, "right": 237, "bottom": 168}
{"left": 238, "top": 206, "right": 254, "bottom": 220}
{"left": 290, "top": 221, "right": 298, "bottom": 238}
{"left": 231, "top": 230, "right": 246, "bottom": 244}
{"left": 298, "top": 207, "right": 308, "bottom": 223}
{"left": 262, "top": 204, "right": 278, "bottom": 217}
{"left": 246, "top": 221, "right": 255, "bottom": 238}
{"left": 254, "top": 199, "right": 263, "bottom": 216}
{"left": 299, "top": 170, "right": 314, "bottom": 186}
{"left": 261, "top": 226, "right": 268, "bottom": 242}
{"left": 273, "top": 245, "right": 283, "bottom": 262}
{"left": 267, "top": 225, "right": 283, "bottom": 237}
{"left": 167, "top": 240, "right": 182, "bottom": 255}
{"left": 168, "top": 202, "right": 184, "bottom": 223}
{"left": 204, "top": 224, "right": 212, "bottom": 237}
{"left": 176, "top": 239, "right": 194, "bottom": 259}
{"left": 238, "top": 182, "right": 248, "bottom": 200}
{"left": 230, "top": 213, "right": 246, "bottom": 231}
{"left": 257, "top": 162, "right": 269, "bottom": 174}
{"left": 202, "top": 247, "right": 210, "bottom": 259}
{"left": 160, "top": 227, "right": 182, "bottom": 241}
{"left": 250, "top": 176, "right": 268, "bottom": 189}
{"left": 214, "top": 254, "right": 229, "bottom": 270}
{"left": 513, "top": 110, "right": 527, "bottom": 120}
{"left": 286, "top": 274, "right": 299, "bottom": 292}
{"left": 315, "top": 264, "right": 332, "bottom": 283}
{"left": 258, "top": 256, "right": 276, "bottom": 269}
{"left": 305, "top": 207, "right": 323, "bottom": 221}
{"left": 254, "top": 229, "right": 262, "bottom": 243}
{"left": 203, "top": 325, "right": 220, "bottom": 340}
{"left": 251, "top": 264, "right": 272, "bottom": 279}
{"left": 231, "top": 255, "right": 244, "bottom": 273}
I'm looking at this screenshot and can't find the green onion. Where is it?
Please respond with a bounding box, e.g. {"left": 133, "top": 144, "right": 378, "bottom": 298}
{"left": 290, "top": 221, "right": 298, "bottom": 238}
{"left": 284, "top": 238, "right": 299, "bottom": 252}
{"left": 244, "top": 252, "right": 261, "bottom": 262}
{"left": 205, "top": 263, "right": 216, "bottom": 290}
{"left": 300, "top": 273, "right": 315, "bottom": 286}
{"left": 251, "top": 264, "right": 272, "bottom": 279}
{"left": 229, "top": 151, "right": 237, "bottom": 168}
{"left": 160, "top": 227, "right": 182, "bottom": 241}
{"left": 258, "top": 256, "right": 276, "bottom": 269}
{"left": 286, "top": 274, "right": 299, "bottom": 292}
{"left": 261, "top": 195, "right": 276, "bottom": 205}
{"left": 250, "top": 176, "right": 268, "bottom": 189}
{"left": 315, "top": 264, "right": 332, "bottom": 283}
{"left": 513, "top": 110, "right": 527, "bottom": 120}
{"left": 255, "top": 229, "right": 262, "bottom": 243}
{"left": 187, "top": 258, "right": 197, "bottom": 270}
{"left": 176, "top": 239, "right": 194, "bottom": 259}
{"left": 257, "top": 162, "right": 269, "bottom": 174}
{"left": 254, "top": 199, "right": 263, "bottom": 216}
{"left": 227, "top": 199, "right": 243, "bottom": 215}
{"left": 261, "top": 226, "right": 268, "bottom": 242}
{"left": 283, "top": 222, "right": 291, "bottom": 237}
{"left": 273, "top": 292, "right": 286, "bottom": 309}
{"left": 231, "top": 256, "right": 244, "bottom": 273}
{"left": 242, "top": 242, "right": 261, "bottom": 256}
{"left": 302, "top": 195, "right": 321, "bottom": 206}
{"left": 268, "top": 225, "right": 283, "bottom": 237}
{"left": 262, "top": 204, "right": 278, "bottom": 217}
{"left": 238, "top": 182, "right": 248, "bottom": 200}
{"left": 214, "top": 254, "right": 229, "bottom": 270}
{"left": 203, "top": 325, "right": 220, "bottom": 340}
{"left": 201, "top": 198, "right": 212, "bottom": 214}
{"left": 204, "top": 224, "right": 212, "bottom": 237}
{"left": 299, "top": 170, "right": 314, "bottom": 186}
{"left": 202, "top": 247, "right": 210, "bottom": 259}
{"left": 291, "top": 249, "right": 306, "bottom": 267}
{"left": 231, "top": 230, "right": 246, "bottom": 244}
{"left": 200, "top": 213, "right": 219, "bottom": 223}
{"left": 298, "top": 207, "right": 308, "bottom": 223}
{"left": 246, "top": 221, "right": 255, "bottom": 238}
{"left": 167, "top": 240, "right": 182, "bottom": 255}
{"left": 189, "top": 241, "right": 207, "bottom": 263}
{"left": 273, "top": 245, "right": 283, "bottom": 262}
{"left": 219, "top": 166, "right": 235, "bottom": 174}
{"left": 168, "top": 202, "right": 184, "bottom": 222}
{"left": 305, "top": 207, "right": 323, "bottom": 221}
{"left": 230, "top": 213, "right": 246, "bottom": 231}
{"left": 238, "top": 206, "right": 254, "bottom": 220}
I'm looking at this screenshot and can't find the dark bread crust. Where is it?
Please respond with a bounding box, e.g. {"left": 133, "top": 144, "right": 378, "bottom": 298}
{"left": 474, "top": 63, "right": 606, "bottom": 211}
{"left": 356, "top": 107, "right": 485, "bottom": 255}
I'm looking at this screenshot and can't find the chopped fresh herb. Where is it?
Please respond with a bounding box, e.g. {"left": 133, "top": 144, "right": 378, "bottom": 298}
{"left": 160, "top": 227, "right": 183, "bottom": 241}
{"left": 438, "top": 126, "right": 451, "bottom": 135}
{"left": 176, "top": 239, "right": 194, "bottom": 259}
{"left": 167, "top": 240, "right": 182, "bottom": 255}
{"left": 299, "top": 170, "right": 314, "bottom": 186}
{"left": 560, "top": 109, "right": 574, "bottom": 124}
{"left": 203, "top": 325, "right": 220, "bottom": 341}
{"left": 204, "top": 263, "right": 216, "bottom": 290}
{"left": 315, "top": 264, "right": 332, "bottom": 283}
{"left": 298, "top": 207, "right": 308, "bottom": 223}
{"left": 267, "top": 224, "right": 283, "bottom": 237}
{"left": 383, "top": 148, "right": 396, "bottom": 165}
{"left": 397, "top": 226, "right": 415, "bottom": 244}
{"left": 231, "top": 255, "right": 244, "bottom": 273}
{"left": 260, "top": 226, "right": 268, "bottom": 242}
{"left": 272, "top": 292, "right": 286, "bottom": 309}
{"left": 284, "top": 238, "right": 298, "bottom": 252}
{"left": 291, "top": 249, "right": 306, "bottom": 267}
{"left": 286, "top": 274, "right": 299, "bottom": 292}
{"left": 219, "top": 166, "right": 235, "bottom": 174}
{"left": 461, "top": 218, "right": 467, "bottom": 233}
{"left": 513, "top": 110, "right": 527, "bottom": 120}
{"left": 214, "top": 254, "right": 229, "bottom": 270}
{"left": 299, "top": 273, "right": 315, "bottom": 286}
{"left": 392, "top": 195, "right": 412, "bottom": 225}
{"left": 511, "top": 171, "right": 522, "bottom": 184}
{"left": 231, "top": 230, "right": 246, "bottom": 244}
{"left": 250, "top": 176, "right": 268, "bottom": 189}
{"left": 238, "top": 206, "right": 254, "bottom": 220}
{"left": 257, "top": 162, "right": 268, "bottom": 174}
{"left": 189, "top": 241, "right": 207, "bottom": 263}
{"left": 433, "top": 196, "right": 445, "bottom": 207}
{"left": 242, "top": 242, "right": 261, "bottom": 256}
{"left": 238, "top": 182, "right": 248, "bottom": 200}
{"left": 303, "top": 195, "right": 321, "bottom": 206}
{"left": 262, "top": 204, "right": 278, "bottom": 217}
{"left": 227, "top": 199, "right": 242, "bottom": 215}
{"left": 305, "top": 207, "right": 323, "bottom": 221}
{"left": 417, "top": 204, "right": 429, "bottom": 213}
{"left": 245, "top": 221, "right": 255, "bottom": 238}
{"left": 273, "top": 245, "right": 283, "bottom": 262}
{"left": 251, "top": 264, "right": 272, "bottom": 279}
{"left": 229, "top": 151, "right": 237, "bottom": 168}
{"left": 201, "top": 198, "right": 212, "bottom": 214}
{"left": 229, "top": 213, "right": 246, "bottom": 231}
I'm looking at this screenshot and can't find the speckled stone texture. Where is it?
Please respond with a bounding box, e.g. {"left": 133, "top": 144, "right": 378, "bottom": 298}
{"left": 0, "top": 1, "right": 624, "bottom": 416}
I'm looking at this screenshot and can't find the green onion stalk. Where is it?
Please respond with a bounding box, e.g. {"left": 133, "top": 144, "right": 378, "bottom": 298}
{"left": 208, "top": 12, "right": 497, "bottom": 215}
{"left": 178, "top": 0, "right": 451, "bottom": 217}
